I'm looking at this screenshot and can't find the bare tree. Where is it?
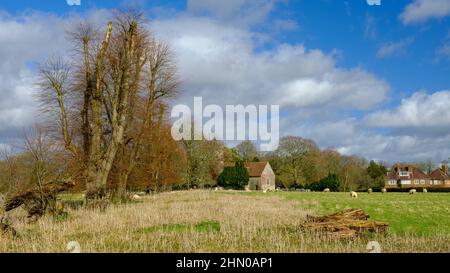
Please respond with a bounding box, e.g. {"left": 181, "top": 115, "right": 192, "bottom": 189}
{"left": 38, "top": 11, "right": 178, "bottom": 202}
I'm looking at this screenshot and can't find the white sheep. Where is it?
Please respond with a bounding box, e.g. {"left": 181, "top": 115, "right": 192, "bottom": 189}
{"left": 409, "top": 189, "right": 417, "bottom": 195}
{"left": 263, "top": 189, "right": 268, "bottom": 194}
{"left": 131, "top": 194, "right": 141, "bottom": 200}
{"left": 323, "top": 188, "right": 330, "bottom": 192}
{"left": 423, "top": 188, "right": 428, "bottom": 193}
{"left": 350, "top": 191, "right": 358, "bottom": 198}
{"left": 381, "top": 188, "right": 387, "bottom": 194}
{"left": 367, "top": 188, "right": 373, "bottom": 194}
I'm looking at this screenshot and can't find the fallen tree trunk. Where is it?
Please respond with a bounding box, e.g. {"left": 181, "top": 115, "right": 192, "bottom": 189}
{"left": 3, "top": 179, "right": 74, "bottom": 221}
{"left": 301, "top": 209, "right": 388, "bottom": 239}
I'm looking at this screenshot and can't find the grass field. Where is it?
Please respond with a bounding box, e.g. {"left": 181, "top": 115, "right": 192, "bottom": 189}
{"left": 1, "top": 190, "right": 449, "bottom": 253}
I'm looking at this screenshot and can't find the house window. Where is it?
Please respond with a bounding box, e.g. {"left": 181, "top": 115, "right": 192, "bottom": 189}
{"left": 266, "top": 179, "right": 270, "bottom": 186}
{"left": 399, "top": 171, "right": 410, "bottom": 177}
{"left": 401, "top": 180, "right": 411, "bottom": 185}
{"left": 414, "top": 180, "right": 420, "bottom": 185}
{"left": 388, "top": 180, "right": 396, "bottom": 185}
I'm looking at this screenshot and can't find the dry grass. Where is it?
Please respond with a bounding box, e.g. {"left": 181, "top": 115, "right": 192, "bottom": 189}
{"left": 0, "top": 190, "right": 449, "bottom": 253}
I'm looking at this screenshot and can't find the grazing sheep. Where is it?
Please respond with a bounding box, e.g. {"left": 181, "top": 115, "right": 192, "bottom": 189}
{"left": 305, "top": 189, "right": 311, "bottom": 192}
{"left": 367, "top": 188, "right": 373, "bottom": 194}
{"left": 131, "top": 194, "right": 141, "bottom": 200}
{"left": 350, "top": 191, "right": 358, "bottom": 198}
{"left": 381, "top": 188, "right": 387, "bottom": 194}
{"left": 263, "top": 189, "right": 268, "bottom": 193}
{"left": 409, "top": 189, "right": 417, "bottom": 195}
{"left": 423, "top": 188, "right": 428, "bottom": 193}
{"left": 323, "top": 188, "right": 330, "bottom": 192}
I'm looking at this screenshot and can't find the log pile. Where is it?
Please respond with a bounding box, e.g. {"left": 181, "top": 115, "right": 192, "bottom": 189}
{"left": 301, "top": 209, "right": 388, "bottom": 239}
{"left": 3, "top": 179, "right": 74, "bottom": 222}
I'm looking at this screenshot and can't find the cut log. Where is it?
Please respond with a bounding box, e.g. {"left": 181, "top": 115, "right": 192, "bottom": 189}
{"left": 301, "top": 209, "right": 388, "bottom": 239}
{"left": 306, "top": 208, "right": 369, "bottom": 222}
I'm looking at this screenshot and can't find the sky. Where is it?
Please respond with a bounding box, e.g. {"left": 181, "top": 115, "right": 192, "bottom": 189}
{"left": 1, "top": 0, "right": 450, "bottom": 163}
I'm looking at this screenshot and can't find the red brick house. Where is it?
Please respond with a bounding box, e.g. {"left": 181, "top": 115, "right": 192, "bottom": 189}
{"left": 223, "top": 162, "right": 276, "bottom": 191}
{"left": 385, "top": 163, "right": 450, "bottom": 189}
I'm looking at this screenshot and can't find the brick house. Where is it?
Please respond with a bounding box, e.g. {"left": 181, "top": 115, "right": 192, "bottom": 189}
{"left": 223, "top": 162, "right": 276, "bottom": 191}
{"left": 385, "top": 163, "right": 450, "bottom": 189}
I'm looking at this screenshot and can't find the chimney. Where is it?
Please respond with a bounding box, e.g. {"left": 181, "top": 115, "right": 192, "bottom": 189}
{"left": 442, "top": 164, "right": 448, "bottom": 175}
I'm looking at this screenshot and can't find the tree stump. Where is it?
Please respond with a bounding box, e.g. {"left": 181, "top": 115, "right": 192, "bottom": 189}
{"left": 301, "top": 209, "right": 388, "bottom": 239}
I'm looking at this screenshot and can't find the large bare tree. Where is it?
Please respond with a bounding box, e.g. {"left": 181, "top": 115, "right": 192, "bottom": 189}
{"left": 38, "top": 12, "right": 178, "bottom": 202}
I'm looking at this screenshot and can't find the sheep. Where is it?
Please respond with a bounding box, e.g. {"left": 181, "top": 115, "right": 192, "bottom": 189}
{"left": 323, "top": 188, "right": 330, "bottom": 192}
{"left": 423, "top": 188, "right": 428, "bottom": 193}
{"left": 131, "top": 194, "right": 141, "bottom": 200}
{"left": 409, "top": 189, "right": 417, "bottom": 195}
{"left": 305, "top": 189, "right": 311, "bottom": 192}
{"left": 263, "top": 189, "right": 268, "bottom": 194}
{"left": 381, "top": 188, "right": 387, "bottom": 194}
{"left": 350, "top": 191, "right": 358, "bottom": 198}
{"left": 367, "top": 188, "right": 373, "bottom": 194}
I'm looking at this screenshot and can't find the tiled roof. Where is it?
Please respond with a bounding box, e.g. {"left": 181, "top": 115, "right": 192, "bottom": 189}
{"left": 223, "top": 162, "right": 268, "bottom": 177}
{"left": 388, "top": 163, "right": 449, "bottom": 181}
{"left": 429, "top": 168, "right": 450, "bottom": 180}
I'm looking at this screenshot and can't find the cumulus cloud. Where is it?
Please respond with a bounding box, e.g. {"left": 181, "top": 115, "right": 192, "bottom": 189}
{"left": 152, "top": 16, "right": 389, "bottom": 110}
{"left": 364, "top": 91, "right": 450, "bottom": 136}
{"left": 0, "top": 12, "right": 67, "bottom": 142}
{"left": 400, "top": 0, "right": 450, "bottom": 25}
{"left": 0, "top": 10, "right": 110, "bottom": 144}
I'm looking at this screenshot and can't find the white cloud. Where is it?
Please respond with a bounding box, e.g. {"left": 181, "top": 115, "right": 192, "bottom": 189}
{"left": 364, "top": 91, "right": 450, "bottom": 131}
{"left": 0, "top": 10, "right": 110, "bottom": 141}
{"left": 0, "top": 13, "right": 66, "bottom": 139}
{"left": 376, "top": 39, "right": 414, "bottom": 58}
{"left": 400, "top": 0, "right": 450, "bottom": 25}
{"left": 153, "top": 16, "right": 389, "bottom": 110}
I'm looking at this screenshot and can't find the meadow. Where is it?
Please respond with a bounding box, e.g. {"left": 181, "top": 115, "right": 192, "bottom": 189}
{"left": 0, "top": 190, "right": 449, "bottom": 253}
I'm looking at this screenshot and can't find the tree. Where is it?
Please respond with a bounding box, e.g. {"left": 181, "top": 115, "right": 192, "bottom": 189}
{"left": 307, "top": 173, "right": 340, "bottom": 192}
{"left": 217, "top": 161, "right": 249, "bottom": 189}
{"left": 38, "top": 12, "right": 178, "bottom": 202}
{"left": 365, "top": 160, "right": 387, "bottom": 190}
{"left": 182, "top": 138, "right": 224, "bottom": 189}
{"left": 235, "top": 141, "right": 258, "bottom": 162}
{"left": 274, "top": 136, "right": 319, "bottom": 188}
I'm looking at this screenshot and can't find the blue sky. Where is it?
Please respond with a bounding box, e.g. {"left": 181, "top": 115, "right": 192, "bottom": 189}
{"left": 1, "top": 0, "right": 450, "bottom": 163}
